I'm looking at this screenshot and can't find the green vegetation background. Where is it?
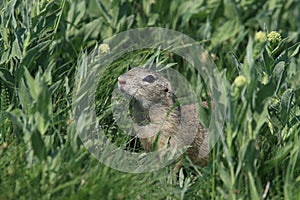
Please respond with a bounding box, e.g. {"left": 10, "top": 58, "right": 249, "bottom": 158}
{"left": 0, "top": 0, "right": 300, "bottom": 199}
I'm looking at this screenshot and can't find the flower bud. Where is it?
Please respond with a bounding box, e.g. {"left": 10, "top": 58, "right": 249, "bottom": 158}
{"left": 267, "top": 31, "right": 282, "bottom": 45}
{"left": 98, "top": 44, "right": 110, "bottom": 54}
{"left": 255, "top": 31, "right": 267, "bottom": 43}
{"left": 233, "top": 75, "right": 248, "bottom": 88}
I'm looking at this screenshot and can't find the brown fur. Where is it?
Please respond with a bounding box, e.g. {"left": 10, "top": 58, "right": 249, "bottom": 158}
{"left": 118, "top": 67, "right": 209, "bottom": 168}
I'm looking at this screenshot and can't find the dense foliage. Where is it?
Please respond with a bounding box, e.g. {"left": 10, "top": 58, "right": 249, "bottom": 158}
{"left": 0, "top": 0, "right": 299, "bottom": 199}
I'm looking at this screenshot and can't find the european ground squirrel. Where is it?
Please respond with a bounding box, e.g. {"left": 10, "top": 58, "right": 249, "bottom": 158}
{"left": 117, "top": 67, "right": 209, "bottom": 168}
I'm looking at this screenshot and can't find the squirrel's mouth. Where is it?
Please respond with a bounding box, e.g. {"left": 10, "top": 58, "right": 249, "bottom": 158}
{"left": 117, "top": 82, "right": 125, "bottom": 92}
{"left": 118, "top": 82, "right": 133, "bottom": 100}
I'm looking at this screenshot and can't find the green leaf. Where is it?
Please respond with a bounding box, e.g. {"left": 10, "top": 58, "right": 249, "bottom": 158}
{"left": 148, "top": 14, "right": 159, "bottom": 26}
{"left": 35, "top": 112, "right": 49, "bottom": 135}
{"left": 248, "top": 172, "right": 260, "bottom": 200}
{"left": 68, "top": 0, "right": 86, "bottom": 26}
{"left": 0, "top": 26, "right": 9, "bottom": 50}
{"left": 31, "top": 130, "right": 46, "bottom": 161}
{"left": 6, "top": 108, "right": 24, "bottom": 133}
{"left": 22, "top": 40, "right": 51, "bottom": 68}
{"left": 238, "top": 139, "right": 257, "bottom": 173}
{"left": 0, "top": 67, "right": 14, "bottom": 89}
{"left": 18, "top": 79, "right": 33, "bottom": 115}
{"left": 23, "top": 68, "right": 40, "bottom": 101}
{"left": 256, "top": 82, "right": 276, "bottom": 112}
{"left": 218, "top": 164, "right": 231, "bottom": 189}
{"left": 272, "top": 61, "right": 286, "bottom": 93}
{"left": 253, "top": 105, "right": 269, "bottom": 136}
{"left": 11, "top": 32, "right": 22, "bottom": 59}
{"left": 288, "top": 42, "right": 300, "bottom": 58}
{"left": 36, "top": 82, "right": 52, "bottom": 135}
{"left": 95, "top": 0, "right": 112, "bottom": 25}
{"left": 211, "top": 20, "right": 237, "bottom": 47}
{"left": 280, "top": 89, "right": 294, "bottom": 125}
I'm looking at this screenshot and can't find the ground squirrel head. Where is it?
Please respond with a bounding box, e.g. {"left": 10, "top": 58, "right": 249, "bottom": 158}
{"left": 118, "top": 67, "right": 175, "bottom": 110}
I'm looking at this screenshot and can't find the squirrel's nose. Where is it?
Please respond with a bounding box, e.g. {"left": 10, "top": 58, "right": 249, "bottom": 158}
{"left": 118, "top": 77, "right": 126, "bottom": 85}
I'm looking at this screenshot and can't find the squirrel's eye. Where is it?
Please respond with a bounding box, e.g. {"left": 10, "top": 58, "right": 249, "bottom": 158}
{"left": 142, "top": 75, "right": 155, "bottom": 83}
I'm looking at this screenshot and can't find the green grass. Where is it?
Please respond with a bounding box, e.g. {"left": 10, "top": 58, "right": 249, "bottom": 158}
{"left": 1, "top": 0, "right": 300, "bottom": 199}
